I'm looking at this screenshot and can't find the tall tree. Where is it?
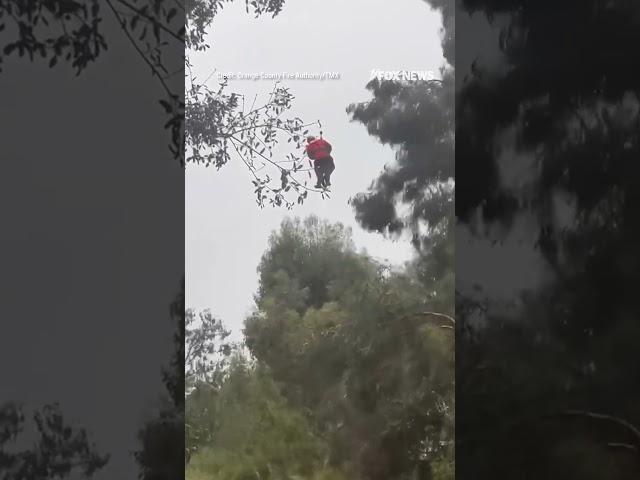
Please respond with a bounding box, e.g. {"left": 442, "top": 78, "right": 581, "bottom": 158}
{"left": 184, "top": 307, "right": 234, "bottom": 460}
{"left": 185, "top": 308, "right": 232, "bottom": 390}
{"left": 244, "top": 216, "right": 454, "bottom": 480}
{"left": 341, "top": 2, "right": 456, "bottom": 473}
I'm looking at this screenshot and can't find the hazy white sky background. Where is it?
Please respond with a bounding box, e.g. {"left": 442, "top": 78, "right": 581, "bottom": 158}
{"left": 186, "top": 0, "right": 446, "bottom": 338}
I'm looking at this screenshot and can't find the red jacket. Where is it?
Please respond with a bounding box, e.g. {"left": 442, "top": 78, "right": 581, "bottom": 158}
{"left": 305, "top": 138, "right": 332, "bottom": 161}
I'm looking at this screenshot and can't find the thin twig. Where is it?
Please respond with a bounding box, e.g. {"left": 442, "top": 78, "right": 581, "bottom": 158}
{"left": 230, "top": 139, "right": 291, "bottom": 207}
{"left": 552, "top": 410, "right": 640, "bottom": 446}
{"left": 230, "top": 136, "right": 323, "bottom": 194}
{"left": 105, "top": 0, "right": 174, "bottom": 99}
{"left": 420, "top": 311, "right": 456, "bottom": 324}
{"left": 114, "top": 0, "right": 184, "bottom": 43}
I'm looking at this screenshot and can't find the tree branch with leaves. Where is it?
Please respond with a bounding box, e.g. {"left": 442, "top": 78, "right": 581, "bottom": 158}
{"left": 1, "top": 0, "right": 321, "bottom": 208}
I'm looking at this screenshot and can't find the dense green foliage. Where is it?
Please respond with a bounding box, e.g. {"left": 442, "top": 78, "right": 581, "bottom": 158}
{"left": 186, "top": 216, "right": 454, "bottom": 480}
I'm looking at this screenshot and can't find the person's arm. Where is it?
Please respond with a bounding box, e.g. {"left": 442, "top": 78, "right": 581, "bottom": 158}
{"left": 306, "top": 144, "right": 316, "bottom": 160}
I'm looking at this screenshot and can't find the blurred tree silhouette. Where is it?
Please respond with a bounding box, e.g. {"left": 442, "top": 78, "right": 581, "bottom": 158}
{"left": 135, "top": 277, "right": 185, "bottom": 480}
{"left": 1, "top": 402, "right": 109, "bottom": 479}
{"left": 0, "top": 0, "right": 185, "bottom": 163}
{"left": 455, "top": 1, "right": 640, "bottom": 479}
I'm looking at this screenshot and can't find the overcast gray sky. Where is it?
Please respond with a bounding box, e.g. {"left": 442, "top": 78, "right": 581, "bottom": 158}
{"left": 186, "top": 0, "right": 445, "bottom": 338}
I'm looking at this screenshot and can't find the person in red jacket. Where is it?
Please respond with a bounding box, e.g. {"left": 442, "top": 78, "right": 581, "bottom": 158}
{"left": 305, "top": 136, "right": 335, "bottom": 189}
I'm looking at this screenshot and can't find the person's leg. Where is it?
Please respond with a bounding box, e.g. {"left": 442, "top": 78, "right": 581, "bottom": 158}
{"left": 324, "top": 157, "right": 335, "bottom": 186}
{"left": 320, "top": 166, "right": 329, "bottom": 187}
{"left": 316, "top": 157, "right": 333, "bottom": 188}
{"left": 313, "top": 161, "right": 323, "bottom": 188}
